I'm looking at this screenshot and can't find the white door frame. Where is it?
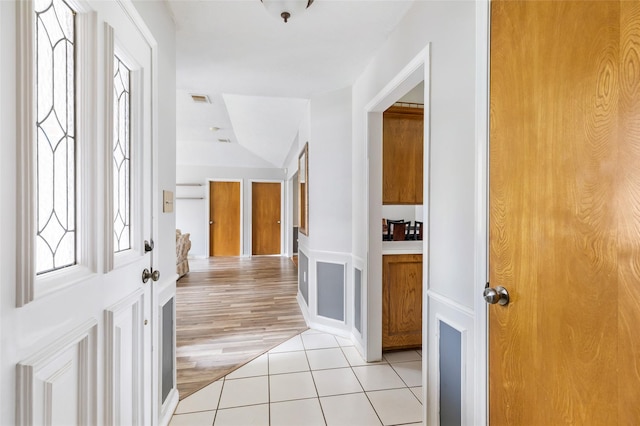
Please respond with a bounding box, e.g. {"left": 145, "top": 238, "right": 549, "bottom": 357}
{"left": 364, "top": 44, "right": 430, "bottom": 408}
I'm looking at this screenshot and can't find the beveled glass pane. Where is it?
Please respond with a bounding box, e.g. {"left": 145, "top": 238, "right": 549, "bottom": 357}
{"left": 35, "top": 0, "right": 76, "bottom": 274}
{"left": 114, "top": 56, "right": 131, "bottom": 252}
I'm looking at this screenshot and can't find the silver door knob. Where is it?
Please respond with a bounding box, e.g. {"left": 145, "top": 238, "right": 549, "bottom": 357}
{"left": 209, "top": 221, "right": 213, "bottom": 225}
{"left": 142, "top": 268, "right": 160, "bottom": 284}
{"left": 483, "top": 285, "right": 509, "bottom": 306}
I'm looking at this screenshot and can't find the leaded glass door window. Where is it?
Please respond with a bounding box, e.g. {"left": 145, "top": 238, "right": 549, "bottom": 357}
{"left": 113, "top": 56, "right": 131, "bottom": 252}
{"left": 34, "top": 0, "right": 76, "bottom": 274}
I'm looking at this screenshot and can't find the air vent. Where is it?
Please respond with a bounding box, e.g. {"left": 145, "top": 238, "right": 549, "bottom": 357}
{"left": 217, "top": 138, "right": 231, "bottom": 143}
{"left": 190, "top": 94, "right": 210, "bottom": 103}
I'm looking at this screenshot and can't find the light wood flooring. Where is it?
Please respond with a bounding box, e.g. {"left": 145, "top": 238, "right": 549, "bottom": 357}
{"left": 176, "top": 256, "right": 308, "bottom": 400}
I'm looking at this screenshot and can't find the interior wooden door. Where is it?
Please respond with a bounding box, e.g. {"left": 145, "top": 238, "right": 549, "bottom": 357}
{"left": 382, "top": 254, "right": 422, "bottom": 350}
{"left": 489, "top": 1, "right": 640, "bottom": 424}
{"left": 209, "top": 181, "right": 241, "bottom": 256}
{"left": 252, "top": 182, "right": 281, "bottom": 255}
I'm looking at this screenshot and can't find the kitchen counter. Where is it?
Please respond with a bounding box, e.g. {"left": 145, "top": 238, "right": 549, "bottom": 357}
{"left": 382, "top": 240, "right": 423, "bottom": 255}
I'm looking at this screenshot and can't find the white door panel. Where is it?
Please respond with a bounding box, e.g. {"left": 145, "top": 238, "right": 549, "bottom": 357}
{"left": 16, "top": 320, "right": 98, "bottom": 425}
{"left": 105, "top": 289, "right": 146, "bottom": 425}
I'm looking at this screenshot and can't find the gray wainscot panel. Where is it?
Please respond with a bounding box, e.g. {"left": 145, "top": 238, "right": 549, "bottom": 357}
{"left": 162, "top": 298, "right": 174, "bottom": 403}
{"left": 298, "top": 251, "right": 309, "bottom": 305}
{"left": 354, "top": 268, "right": 362, "bottom": 333}
{"left": 439, "top": 321, "right": 462, "bottom": 426}
{"left": 317, "top": 262, "right": 345, "bottom": 321}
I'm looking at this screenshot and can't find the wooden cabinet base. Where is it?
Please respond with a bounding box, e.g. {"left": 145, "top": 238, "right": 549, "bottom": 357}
{"left": 382, "top": 254, "right": 423, "bottom": 350}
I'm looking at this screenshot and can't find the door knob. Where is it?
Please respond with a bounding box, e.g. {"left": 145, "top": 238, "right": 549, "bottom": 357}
{"left": 210, "top": 221, "right": 213, "bottom": 225}
{"left": 483, "top": 285, "right": 510, "bottom": 306}
{"left": 142, "top": 268, "right": 160, "bottom": 284}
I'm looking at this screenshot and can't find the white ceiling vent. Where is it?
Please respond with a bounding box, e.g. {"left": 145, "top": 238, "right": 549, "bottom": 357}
{"left": 190, "top": 94, "right": 211, "bottom": 103}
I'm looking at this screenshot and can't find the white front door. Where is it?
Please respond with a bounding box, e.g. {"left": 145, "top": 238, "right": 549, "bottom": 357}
{"left": 2, "top": 0, "right": 163, "bottom": 424}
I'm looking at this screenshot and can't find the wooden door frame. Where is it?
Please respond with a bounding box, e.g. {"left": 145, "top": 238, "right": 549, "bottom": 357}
{"left": 249, "top": 179, "right": 284, "bottom": 256}
{"left": 207, "top": 179, "right": 244, "bottom": 257}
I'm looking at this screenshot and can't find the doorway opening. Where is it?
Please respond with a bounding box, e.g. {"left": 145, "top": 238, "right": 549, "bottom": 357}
{"left": 364, "top": 44, "right": 430, "bottom": 411}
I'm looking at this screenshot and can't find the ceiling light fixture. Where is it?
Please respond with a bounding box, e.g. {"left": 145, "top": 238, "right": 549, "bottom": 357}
{"left": 261, "top": 0, "right": 314, "bottom": 23}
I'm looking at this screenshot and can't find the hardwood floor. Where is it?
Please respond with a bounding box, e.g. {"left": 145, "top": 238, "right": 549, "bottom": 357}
{"left": 176, "top": 256, "right": 308, "bottom": 400}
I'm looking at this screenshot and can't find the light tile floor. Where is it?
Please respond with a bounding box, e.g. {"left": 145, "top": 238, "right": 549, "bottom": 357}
{"left": 170, "top": 329, "right": 423, "bottom": 426}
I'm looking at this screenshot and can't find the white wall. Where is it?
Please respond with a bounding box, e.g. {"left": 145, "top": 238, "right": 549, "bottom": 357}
{"left": 177, "top": 140, "right": 277, "bottom": 168}
{"left": 354, "top": 0, "right": 477, "bottom": 306}
{"left": 351, "top": 1, "right": 486, "bottom": 423}
{"left": 304, "top": 87, "right": 353, "bottom": 254}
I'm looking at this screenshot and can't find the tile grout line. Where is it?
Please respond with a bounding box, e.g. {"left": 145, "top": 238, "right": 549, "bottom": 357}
{"left": 338, "top": 344, "right": 385, "bottom": 426}
{"left": 302, "top": 335, "right": 337, "bottom": 425}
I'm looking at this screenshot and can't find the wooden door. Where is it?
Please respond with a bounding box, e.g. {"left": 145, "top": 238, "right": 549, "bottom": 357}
{"left": 252, "top": 182, "right": 281, "bottom": 255}
{"left": 489, "top": 1, "right": 640, "bottom": 424}
{"left": 209, "top": 181, "right": 241, "bottom": 256}
{"left": 382, "top": 254, "right": 422, "bottom": 350}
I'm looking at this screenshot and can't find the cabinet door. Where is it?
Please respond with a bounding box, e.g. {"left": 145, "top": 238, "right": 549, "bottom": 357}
{"left": 382, "top": 254, "right": 423, "bottom": 350}
{"left": 383, "top": 106, "right": 424, "bottom": 204}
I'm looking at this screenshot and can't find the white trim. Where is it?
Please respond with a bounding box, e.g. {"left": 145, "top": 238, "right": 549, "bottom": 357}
{"left": 103, "top": 23, "right": 115, "bottom": 272}
{"left": 75, "top": 10, "right": 99, "bottom": 274}
{"left": 248, "top": 179, "right": 284, "bottom": 256}
{"left": 113, "top": 48, "right": 146, "bottom": 268}
{"left": 157, "top": 283, "right": 178, "bottom": 424}
{"left": 15, "top": 0, "right": 36, "bottom": 306}
{"left": 434, "top": 315, "right": 469, "bottom": 426}
{"left": 427, "top": 294, "right": 476, "bottom": 426}
{"left": 16, "top": 319, "right": 98, "bottom": 426}
{"left": 364, "top": 45, "right": 431, "bottom": 366}
{"left": 474, "top": 1, "right": 490, "bottom": 424}
{"left": 427, "top": 289, "right": 475, "bottom": 318}
{"left": 16, "top": 3, "right": 100, "bottom": 305}
{"left": 104, "top": 289, "right": 145, "bottom": 425}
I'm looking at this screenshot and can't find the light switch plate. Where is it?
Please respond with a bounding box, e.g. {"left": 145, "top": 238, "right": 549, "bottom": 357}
{"left": 163, "top": 190, "right": 174, "bottom": 213}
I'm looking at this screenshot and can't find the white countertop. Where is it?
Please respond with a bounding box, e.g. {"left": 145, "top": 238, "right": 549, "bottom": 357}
{"left": 382, "top": 241, "right": 424, "bottom": 255}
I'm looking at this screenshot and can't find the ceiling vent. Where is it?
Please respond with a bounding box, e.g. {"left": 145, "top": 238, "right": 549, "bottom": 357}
{"left": 190, "top": 94, "right": 210, "bottom": 104}
{"left": 217, "top": 138, "right": 232, "bottom": 143}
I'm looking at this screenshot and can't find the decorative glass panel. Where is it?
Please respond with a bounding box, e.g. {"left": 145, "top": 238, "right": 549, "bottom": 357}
{"left": 113, "top": 56, "right": 131, "bottom": 252}
{"left": 35, "top": 0, "right": 76, "bottom": 274}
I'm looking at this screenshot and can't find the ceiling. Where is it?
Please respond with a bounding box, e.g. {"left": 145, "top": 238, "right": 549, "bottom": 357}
{"left": 168, "top": 0, "right": 416, "bottom": 167}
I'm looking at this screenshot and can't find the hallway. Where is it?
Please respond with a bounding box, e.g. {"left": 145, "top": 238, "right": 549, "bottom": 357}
{"left": 170, "top": 329, "right": 423, "bottom": 426}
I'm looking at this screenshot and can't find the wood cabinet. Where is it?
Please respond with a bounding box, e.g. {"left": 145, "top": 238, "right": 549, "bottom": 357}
{"left": 383, "top": 106, "right": 424, "bottom": 205}
{"left": 382, "top": 254, "right": 422, "bottom": 350}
